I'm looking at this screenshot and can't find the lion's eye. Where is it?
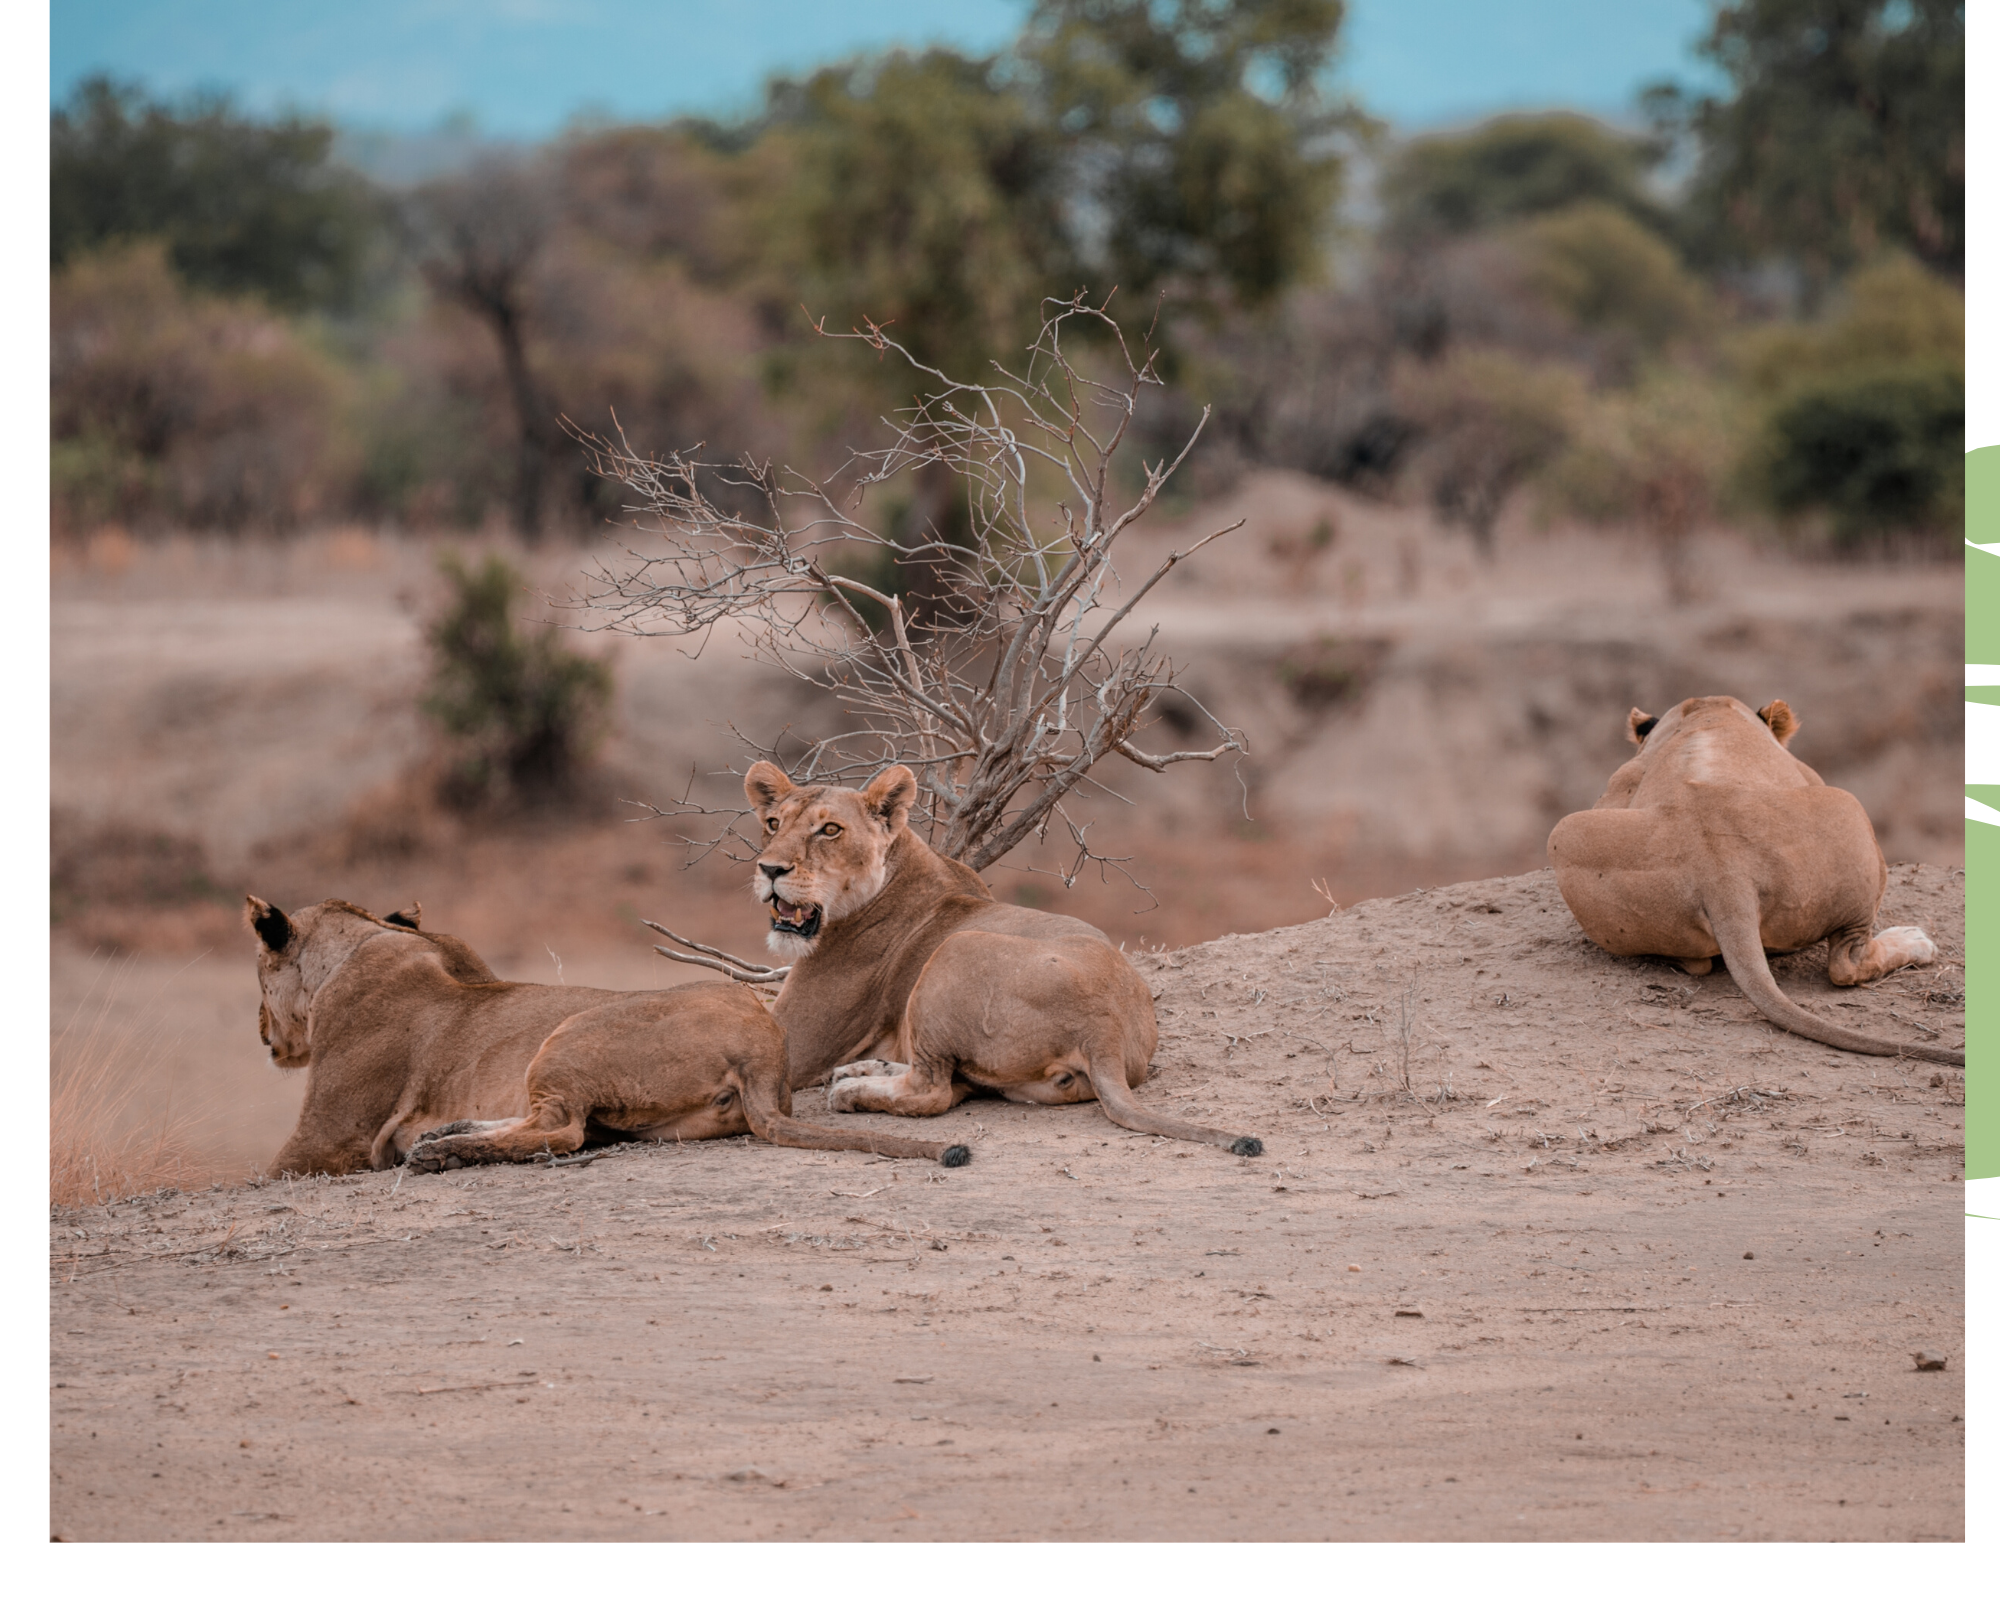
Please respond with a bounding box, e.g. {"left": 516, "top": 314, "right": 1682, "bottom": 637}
{"left": 819, "top": 823, "right": 843, "bottom": 838}
{"left": 764, "top": 817, "right": 779, "bottom": 833}
{"left": 1056, "top": 1073, "right": 1074, "bottom": 1088}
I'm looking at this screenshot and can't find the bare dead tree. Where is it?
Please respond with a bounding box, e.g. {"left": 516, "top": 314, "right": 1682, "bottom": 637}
{"left": 409, "top": 158, "right": 558, "bottom": 541}
{"left": 574, "top": 293, "right": 1246, "bottom": 960}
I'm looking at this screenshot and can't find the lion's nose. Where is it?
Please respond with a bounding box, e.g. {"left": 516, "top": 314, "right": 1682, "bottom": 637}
{"left": 760, "top": 862, "right": 791, "bottom": 882}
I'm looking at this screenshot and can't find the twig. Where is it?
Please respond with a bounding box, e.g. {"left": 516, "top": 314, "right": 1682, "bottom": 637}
{"left": 642, "top": 920, "right": 789, "bottom": 985}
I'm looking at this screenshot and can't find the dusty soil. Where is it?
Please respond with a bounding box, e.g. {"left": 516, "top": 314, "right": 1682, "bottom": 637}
{"left": 50, "top": 866, "right": 1965, "bottom": 1542}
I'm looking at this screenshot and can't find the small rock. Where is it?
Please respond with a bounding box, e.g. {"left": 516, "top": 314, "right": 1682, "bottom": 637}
{"left": 1743, "top": 1251, "right": 1755, "bottom": 1259}
{"left": 1912, "top": 1350, "right": 1948, "bottom": 1372}
{"left": 725, "top": 1467, "right": 768, "bottom": 1483}
{"left": 1929, "top": 1073, "right": 1945, "bottom": 1088}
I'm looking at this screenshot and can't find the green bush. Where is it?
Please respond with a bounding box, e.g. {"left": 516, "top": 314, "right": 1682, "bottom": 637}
{"left": 50, "top": 241, "right": 353, "bottom": 533}
{"left": 1515, "top": 202, "right": 1704, "bottom": 350}
{"left": 421, "top": 553, "right": 614, "bottom": 808}
{"left": 1760, "top": 364, "right": 1963, "bottom": 545}
{"left": 52, "top": 75, "right": 385, "bottom": 313}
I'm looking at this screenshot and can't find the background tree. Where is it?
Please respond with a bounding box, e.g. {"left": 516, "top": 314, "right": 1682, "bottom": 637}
{"left": 51, "top": 75, "right": 385, "bottom": 313}
{"left": 740, "top": 51, "right": 1077, "bottom": 626}
{"left": 1376, "top": 111, "right": 1671, "bottom": 245}
{"left": 407, "top": 159, "right": 561, "bottom": 540}
{"left": 1646, "top": 0, "right": 1964, "bottom": 297}
{"left": 1021, "top": 0, "right": 1369, "bottom": 323}
{"left": 1392, "top": 348, "right": 1584, "bottom": 559}
{"left": 50, "top": 241, "right": 351, "bottom": 533}
{"left": 751, "top": 50, "right": 1074, "bottom": 388}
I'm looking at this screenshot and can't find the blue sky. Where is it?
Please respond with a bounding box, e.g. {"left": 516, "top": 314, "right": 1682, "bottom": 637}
{"left": 51, "top": 1, "right": 1725, "bottom": 138}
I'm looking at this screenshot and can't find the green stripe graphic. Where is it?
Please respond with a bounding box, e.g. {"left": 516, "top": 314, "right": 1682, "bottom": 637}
{"left": 1967, "top": 446, "right": 1997, "bottom": 1177}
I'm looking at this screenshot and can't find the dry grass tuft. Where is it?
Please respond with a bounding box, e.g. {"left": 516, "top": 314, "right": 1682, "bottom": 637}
{"left": 51, "top": 974, "right": 211, "bottom": 1207}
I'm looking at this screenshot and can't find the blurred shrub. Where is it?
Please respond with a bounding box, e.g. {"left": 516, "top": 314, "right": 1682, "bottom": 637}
{"left": 52, "top": 75, "right": 385, "bottom": 313}
{"left": 51, "top": 242, "right": 353, "bottom": 533}
{"left": 1514, "top": 202, "right": 1706, "bottom": 353}
{"left": 1737, "top": 255, "right": 1963, "bottom": 399}
{"left": 1760, "top": 368, "right": 1963, "bottom": 546}
{"left": 1276, "top": 635, "right": 1390, "bottom": 711}
{"left": 1394, "top": 349, "right": 1586, "bottom": 555}
{"left": 1545, "top": 371, "right": 1737, "bottom": 530}
{"left": 1735, "top": 256, "right": 1963, "bottom": 544}
{"left": 1379, "top": 112, "right": 1670, "bottom": 244}
{"left": 1541, "top": 371, "right": 1739, "bottom": 599}
{"left": 50, "top": 810, "right": 223, "bottom": 924}
{"left": 421, "top": 553, "right": 614, "bottom": 808}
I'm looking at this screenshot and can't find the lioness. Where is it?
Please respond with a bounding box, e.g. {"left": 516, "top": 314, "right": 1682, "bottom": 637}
{"left": 246, "top": 896, "right": 968, "bottom": 1176}
{"left": 744, "top": 760, "right": 1264, "bottom": 1155}
{"left": 1547, "top": 696, "right": 1961, "bottom": 1066}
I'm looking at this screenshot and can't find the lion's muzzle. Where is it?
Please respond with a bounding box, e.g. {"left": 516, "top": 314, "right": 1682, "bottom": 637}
{"left": 767, "top": 897, "right": 822, "bottom": 940}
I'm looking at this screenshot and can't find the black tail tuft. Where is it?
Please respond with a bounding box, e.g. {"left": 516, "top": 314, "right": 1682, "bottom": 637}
{"left": 1230, "top": 1135, "right": 1264, "bottom": 1158}
{"left": 940, "top": 1144, "right": 972, "bottom": 1168}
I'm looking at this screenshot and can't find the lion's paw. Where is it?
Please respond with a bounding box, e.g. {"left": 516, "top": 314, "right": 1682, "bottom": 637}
{"left": 825, "top": 1078, "right": 869, "bottom": 1113}
{"left": 829, "top": 1059, "right": 900, "bottom": 1081}
{"left": 402, "top": 1139, "right": 456, "bottom": 1174}
{"left": 405, "top": 1119, "right": 483, "bottom": 1173}
{"left": 1878, "top": 926, "right": 1937, "bottom": 967}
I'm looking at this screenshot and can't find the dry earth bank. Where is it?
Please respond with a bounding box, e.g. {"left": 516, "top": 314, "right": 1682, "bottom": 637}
{"left": 51, "top": 868, "right": 1965, "bottom": 1541}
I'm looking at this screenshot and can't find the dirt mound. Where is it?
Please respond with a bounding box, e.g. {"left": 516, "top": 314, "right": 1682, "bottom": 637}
{"left": 51, "top": 867, "right": 1964, "bottom": 1541}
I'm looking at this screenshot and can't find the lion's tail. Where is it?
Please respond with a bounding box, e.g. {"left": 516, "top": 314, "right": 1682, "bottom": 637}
{"left": 1082, "top": 1053, "right": 1264, "bottom": 1158}
{"left": 740, "top": 1070, "right": 970, "bottom": 1167}
{"left": 1707, "top": 890, "right": 1963, "bottom": 1067}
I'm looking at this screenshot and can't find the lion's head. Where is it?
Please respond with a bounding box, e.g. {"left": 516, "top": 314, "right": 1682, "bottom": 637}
{"left": 245, "top": 896, "right": 316, "bottom": 1068}
{"left": 244, "top": 897, "right": 425, "bottom": 1069}
{"left": 743, "top": 761, "right": 917, "bottom": 956}
{"left": 1625, "top": 695, "right": 1799, "bottom": 751}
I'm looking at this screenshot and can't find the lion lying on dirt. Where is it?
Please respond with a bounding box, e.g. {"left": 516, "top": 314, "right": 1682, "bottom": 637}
{"left": 1548, "top": 696, "right": 1961, "bottom": 1066}
{"left": 244, "top": 896, "right": 968, "bottom": 1176}
{"left": 744, "top": 761, "right": 1263, "bottom": 1155}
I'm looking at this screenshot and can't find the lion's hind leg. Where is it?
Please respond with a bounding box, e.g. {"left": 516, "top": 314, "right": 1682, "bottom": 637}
{"left": 405, "top": 1108, "right": 585, "bottom": 1172}
{"left": 826, "top": 1058, "right": 972, "bottom": 1116}
{"left": 1826, "top": 923, "right": 1937, "bottom": 987}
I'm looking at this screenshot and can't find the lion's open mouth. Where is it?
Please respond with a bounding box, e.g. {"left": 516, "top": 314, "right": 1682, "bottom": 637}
{"left": 768, "top": 897, "right": 823, "bottom": 940}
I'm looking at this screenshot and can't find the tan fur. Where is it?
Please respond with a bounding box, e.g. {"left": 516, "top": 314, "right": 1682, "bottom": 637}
{"left": 744, "top": 762, "right": 1264, "bottom": 1155}
{"left": 244, "top": 897, "right": 966, "bottom": 1177}
{"left": 1548, "top": 696, "right": 1959, "bottom": 1066}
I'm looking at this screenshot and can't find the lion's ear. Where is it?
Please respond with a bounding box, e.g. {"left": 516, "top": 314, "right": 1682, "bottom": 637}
{"left": 1757, "top": 699, "right": 1799, "bottom": 746}
{"left": 862, "top": 764, "right": 918, "bottom": 830}
{"left": 744, "top": 760, "right": 794, "bottom": 811}
{"left": 245, "top": 896, "right": 293, "bottom": 952}
{"left": 384, "top": 903, "right": 422, "bottom": 930}
{"left": 1626, "top": 708, "right": 1659, "bottom": 745}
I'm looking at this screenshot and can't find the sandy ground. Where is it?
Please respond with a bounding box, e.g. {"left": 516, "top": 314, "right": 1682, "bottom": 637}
{"left": 51, "top": 489, "right": 1965, "bottom": 1541}
{"left": 50, "top": 867, "right": 1965, "bottom": 1542}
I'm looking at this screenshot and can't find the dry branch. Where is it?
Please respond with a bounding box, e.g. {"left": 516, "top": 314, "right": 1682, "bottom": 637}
{"left": 642, "top": 919, "right": 789, "bottom": 986}
{"left": 574, "top": 291, "right": 1246, "bottom": 882}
